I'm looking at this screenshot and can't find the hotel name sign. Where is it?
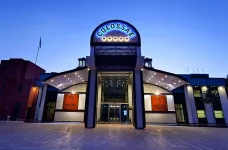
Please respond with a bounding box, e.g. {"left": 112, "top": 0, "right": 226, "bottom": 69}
{"left": 93, "top": 21, "right": 139, "bottom": 43}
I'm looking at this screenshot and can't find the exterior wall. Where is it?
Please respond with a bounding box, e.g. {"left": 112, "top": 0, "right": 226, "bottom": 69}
{"left": 54, "top": 112, "right": 84, "bottom": 121}
{"left": 145, "top": 113, "right": 176, "bottom": 123}
{"left": 0, "top": 59, "right": 45, "bottom": 120}
{"left": 63, "top": 83, "right": 87, "bottom": 93}
{"left": 144, "top": 84, "right": 170, "bottom": 94}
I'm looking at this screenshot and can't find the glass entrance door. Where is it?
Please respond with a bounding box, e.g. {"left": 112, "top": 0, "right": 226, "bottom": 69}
{"left": 109, "top": 104, "right": 120, "bottom": 123}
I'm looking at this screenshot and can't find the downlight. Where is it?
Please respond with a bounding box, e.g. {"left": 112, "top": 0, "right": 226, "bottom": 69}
{"left": 124, "top": 37, "right": 129, "bottom": 42}
{"left": 102, "top": 37, "right": 106, "bottom": 41}
{"left": 119, "top": 37, "right": 124, "bottom": 41}
{"left": 113, "top": 37, "right": 118, "bottom": 42}
{"left": 108, "top": 37, "right": 112, "bottom": 42}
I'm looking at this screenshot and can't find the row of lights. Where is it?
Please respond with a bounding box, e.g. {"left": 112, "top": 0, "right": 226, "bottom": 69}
{"left": 145, "top": 72, "right": 182, "bottom": 89}
{"left": 51, "top": 71, "right": 86, "bottom": 89}
{"left": 102, "top": 36, "right": 130, "bottom": 42}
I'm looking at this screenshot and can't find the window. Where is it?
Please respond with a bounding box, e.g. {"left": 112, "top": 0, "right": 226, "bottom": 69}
{"left": 194, "top": 89, "right": 201, "bottom": 97}
{"left": 197, "top": 110, "right": 206, "bottom": 118}
{"left": 214, "top": 111, "right": 224, "bottom": 118}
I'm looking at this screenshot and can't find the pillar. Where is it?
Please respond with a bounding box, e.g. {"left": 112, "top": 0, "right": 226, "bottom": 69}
{"left": 128, "top": 84, "right": 133, "bottom": 122}
{"left": 201, "top": 86, "right": 216, "bottom": 124}
{"left": 34, "top": 87, "right": 43, "bottom": 121}
{"left": 133, "top": 70, "right": 145, "bottom": 129}
{"left": 96, "top": 84, "right": 102, "bottom": 121}
{"left": 84, "top": 70, "right": 97, "bottom": 128}
{"left": 184, "top": 85, "right": 198, "bottom": 124}
{"left": 37, "top": 84, "right": 48, "bottom": 122}
{"left": 218, "top": 86, "right": 228, "bottom": 125}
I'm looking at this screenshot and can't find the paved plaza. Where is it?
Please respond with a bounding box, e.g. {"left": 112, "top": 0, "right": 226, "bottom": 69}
{"left": 0, "top": 122, "right": 228, "bottom": 150}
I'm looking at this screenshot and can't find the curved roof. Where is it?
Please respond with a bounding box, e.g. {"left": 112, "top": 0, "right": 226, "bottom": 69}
{"left": 44, "top": 66, "right": 88, "bottom": 90}
{"left": 143, "top": 67, "right": 189, "bottom": 91}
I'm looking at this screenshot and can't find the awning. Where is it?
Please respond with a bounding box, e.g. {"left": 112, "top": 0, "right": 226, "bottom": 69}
{"left": 44, "top": 67, "right": 88, "bottom": 90}
{"left": 143, "top": 67, "right": 189, "bottom": 91}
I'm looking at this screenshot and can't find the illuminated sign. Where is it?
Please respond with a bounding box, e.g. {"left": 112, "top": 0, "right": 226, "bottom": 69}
{"left": 63, "top": 94, "right": 79, "bottom": 110}
{"left": 96, "top": 23, "right": 136, "bottom": 38}
{"left": 151, "top": 95, "right": 168, "bottom": 111}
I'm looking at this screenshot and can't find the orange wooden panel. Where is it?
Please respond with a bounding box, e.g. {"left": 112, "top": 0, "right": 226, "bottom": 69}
{"left": 62, "top": 94, "right": 79, "bottom": 110}
{"left": 151, "top": 95, "right": 168, "bottom": 111}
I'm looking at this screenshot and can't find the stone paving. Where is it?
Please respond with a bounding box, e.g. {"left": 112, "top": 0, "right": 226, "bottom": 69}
{"left": 0, "top": 122, "right": 228, "bottom": 150}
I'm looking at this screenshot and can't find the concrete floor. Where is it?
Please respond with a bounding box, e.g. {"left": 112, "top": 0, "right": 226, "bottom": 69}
{"left": 0, "top": 122, "right": 228, "bottom": 150}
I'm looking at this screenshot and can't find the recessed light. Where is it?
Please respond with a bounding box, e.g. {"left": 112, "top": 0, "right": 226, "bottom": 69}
{"left": 165, "top": 76, "right": 167, "bottom": 78}
{"left": 179, "top": 80, "right": 181, "bottom": 82}
{"left": 159, "top": 81, "right": 160, "bottom": 82}
{"left": 51, "top": 80, "right": 54, "bottom": 82}
{"left": 161, "top": 78, "right": 163, "bottom": 80}
{"left": 174, "top": 82, "right": 176, "bottom": 85}
{"left": 156, "top": 83, "right": 158, "bottom": 85}
{"left": 151, "top": 76, "right": 153, "bottom": 78}
{"left": 68, "top": 78, "right": 70, "bottom": 80}
{"left": 78, "top": 75, "right": 80, "bottom": 77}
{"left": 64, "top": 75, "right": 66, "bottom": 78}
{"left": 71, "top": 80, "right": 72, "bottom": 82}
{"left": 149, "top": 78, "right": 151, "bottom": 80}
{"left": 82, "top": 80, "right": 84, "bottom": 82}
{"left": 75, "top": 72, "right": 77, "bottom": 75}
{"left": 154, "top": 73, "right": 156, "bottom": 75}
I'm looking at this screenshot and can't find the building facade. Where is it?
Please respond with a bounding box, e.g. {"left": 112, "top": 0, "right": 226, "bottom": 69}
{"left": 31, "top": 20, "right": 228, "bottom": 129}
{"left": 0, "top": 59, "right": 45, "bottom": 121}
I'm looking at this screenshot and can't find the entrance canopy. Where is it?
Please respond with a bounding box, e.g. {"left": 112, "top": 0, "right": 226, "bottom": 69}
{"left": 143, "top": 67, "right": 189, "bottom": 91}
{"left": 44, "top": 67, "right": 88, "bottom": 90}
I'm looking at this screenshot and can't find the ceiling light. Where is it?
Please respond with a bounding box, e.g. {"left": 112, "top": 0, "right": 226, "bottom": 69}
{"left": 82, "top": 80, "right": 84, "bottom": 82}
{"left": 108, "top": 37, "right": 112, "bottom": 42}
{"left": 156, "top": 83, "right": 158, "bottom": 85}
{"left": 179, "top": 80, "right": 181, "bottom": 82}
{"left": 68, "top": 78, "right": 70, "bottom": 80}
{"left": 51, "top": 80, "right": 54, "bottom": 82}
{"left": 80, "top": 78, "right": 82, "bottom": 80}
{"left": 64, "top": 75, "right": 66, "bottom": 78}
{"left": 146, "top": 81, "right": 148, "bottom": 83}
{"left": 174, "top": 82, "right": 176, "bottom": 85}
{"left": 124, "top": 37, "right": 129, "bottom": 42}
{"left": 159, "top": 81, "right": 160, "bottom": 82}
{"left": 161, "top": 78, "right": 163, "bottom": 80}
{"left": 165, "top": 76, "right": 167, "bottom": 78}
{"left": 166, "top": 87, "right": 168, "bottom": 89}
{"left": 102, "top": 37, "right": 106, "bottom": 41}
{"left": 119, "top": 37, "right": 123, "bottom": 41}
{"left": 73, "top": 82, "right": 75, "bottom": 84}
{"left": 78, "top": 75, "right": 80, "bottom": 77}
{"left": 113, "top": 37, "right": 118, "bottom": 42}
{"left": 71, "top": 80, "right": 72, "bottom": 82}
{"left": 149, "top": 78, "right": 151, "bottom": 80}
{"left": 151, "top": 76, "right": 153, "bottom": 78}
{"left": 75, "top": 72, "right": 77, "bottom": 75}
{"left": 154, "top": 73, "right": 156, "bottom": 75}
{"left": 141, "top": 68, "right": 144, "bottom": 71}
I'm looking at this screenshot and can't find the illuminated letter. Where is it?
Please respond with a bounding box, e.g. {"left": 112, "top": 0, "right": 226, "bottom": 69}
{"left": 97, "top": 32, "right": 102, "bottom": 37}
{"left": 101, "top": 28, "right": 106, "bottom": 33}
{"left": 110, "top": 24, "right": 115, "bottom": 29}
{"left": 106, "top": 25, "right": 110, "bottom": 30}
{"left": 116, "top": 24, "right": 120, "bottom": 29}
{"left": 128, "top": 32, "right": 135, "bottom": 37}
{"left": 125, "top": 28, "right": 130, "bottom": 33}
{"left": 121, "top": 25, "right": 126, "bottom": 30}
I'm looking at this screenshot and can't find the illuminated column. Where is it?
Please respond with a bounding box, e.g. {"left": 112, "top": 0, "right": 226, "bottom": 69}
{"left": 218, "top": 86, "right": 228, "bottom": 125}
{"left": 128, "top": 84, "right": 133, "bottom": 122}
{"left": 37, "top": 84, "right": 48, "bottom": 122}
{"left": 96, "top": 84, "right": 102, "bottom": 121}
{"left": 34, "top": 87, "right": 43, "bottom": 121}
{"left": 201, "top": 86, "right": 216, "bottom": 124}
{"left": 184, "top": 85, "right": 198, "bottom": 124}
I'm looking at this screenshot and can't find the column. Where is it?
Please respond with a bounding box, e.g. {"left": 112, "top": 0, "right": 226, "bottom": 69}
{"left": 34, "top": 87, "right": 43, "bottom": 121}
{"left": 133, "top": 70, "right": 145, "bottom": 129}
{"left": 201, "top": 86, "right": 216, "bottom": 124}
{"left": 84, "top": 70, "right": 97, "bottom": 128}
{"left": 218, "top": 86, "right": 228, "bottom": 125}
{"left": 184, "top": 85, "right": 198, "bottom": 124}
{"left": 128, "top": 84, "right": 133, "bottom": 122}
{"left": 96, "top": 84, "right": 102, "bottom": 121}
{"left": 37, "top": 84, "right": 48, "bottom": 122}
